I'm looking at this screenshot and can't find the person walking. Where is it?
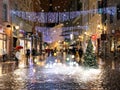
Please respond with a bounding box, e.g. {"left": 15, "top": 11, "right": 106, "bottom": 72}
{"left": 1, "top": 49, "right": 7, "bottom": 62}
{"left": 26, "top": 49, "right": 30, "bottom": 59}
{"left": 78, "top": 47, "right": 83, "bottom": 64}
{"left": 26, "top": 49, "right": 30, "bottom": 66}
{"left": 32, "top": 48, "right": 36, "bottom": 64}
{"left": 15, "top": 50, "right": 21, "bottom": 67}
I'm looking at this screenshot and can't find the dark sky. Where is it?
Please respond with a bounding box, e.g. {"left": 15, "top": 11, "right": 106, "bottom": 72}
{"left": 39, "top": 0, "right": 70, "bottom": 12}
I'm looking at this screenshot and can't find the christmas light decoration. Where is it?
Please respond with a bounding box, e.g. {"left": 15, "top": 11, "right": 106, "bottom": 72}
{"left": 35, "top": 25, "right": 88, "bottom": 43}
{"left": 11, "top": 7, "right": 116, "bottom": 23}
{"left": 84, "top": 39, "right": 98, "bottom": 68}
{"left": 35, "top": 26, "right": 88, "bottom": 32}
{"left": 11, "top": 6, "right": 116, "bottom": 43}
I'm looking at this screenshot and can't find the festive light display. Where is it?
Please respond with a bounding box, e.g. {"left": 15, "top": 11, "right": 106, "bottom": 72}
{"left": 11, "top": 6, "right": 116, "bottom": 43}
{"left": 36, "top": 26, "right": 83, "bottom": 43}
{"left": 41, "top": 27, "right": 64, "bottom": 43}
{"left": 35, "top": 26, "right": 88, "bottom": 32}
{"left": 11, "top": 7, "right": 116, "bottom": 23}
{"left": 84, "top": 39, "right": 98, "bottom": 68}
{"left": 35, "top": 25, "right": 88, "bottom": 42}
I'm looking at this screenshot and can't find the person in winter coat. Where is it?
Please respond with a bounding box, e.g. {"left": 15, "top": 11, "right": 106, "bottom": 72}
{"left": 1, "top": 49, "right": 7, "bottom": 62}
{"left": 32, "top": 48, "right": 36, "bottom": 64}
{"left": 15, "top": 50, "right": 21, "bottom": 66}
{"left": 26, "top": 49, "right": 30, "bottom": 59}
{"left": 78, "top": 47, "right": 83, "bottom": 64}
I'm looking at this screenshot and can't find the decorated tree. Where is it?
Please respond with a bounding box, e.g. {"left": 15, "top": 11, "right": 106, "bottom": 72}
{"left": 83, "top": 39, "right": 98, "bottom": 68}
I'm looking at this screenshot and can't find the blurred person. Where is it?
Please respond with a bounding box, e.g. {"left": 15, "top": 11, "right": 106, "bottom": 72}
{"left": 32, "top": 48, "right": 36, "bottom": 64}
{"left": 72, "top": 46, "right": 76, "bottom": 56}
{"left": 78, "top": 46, "right": 83, "bottom": 64}
{"left": 1, "top": 49, "right": 7, "bottom": 62}
{"left": 26, "top": 49, "right": 30, "bottom": 59}
{"left": 26, "top": 48, "right": 30, "bottom": 66}
{"left": 15, "top": 49, "right": 21, "bottom": 66}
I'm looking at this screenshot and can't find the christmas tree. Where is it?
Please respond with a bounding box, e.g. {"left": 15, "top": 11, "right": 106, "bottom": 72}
{"left": 83, "top": 39, "right": 98, "bottom": 68}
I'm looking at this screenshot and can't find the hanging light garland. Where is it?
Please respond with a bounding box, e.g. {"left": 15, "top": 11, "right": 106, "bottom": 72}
{"left": 11, "top": 6, "right": 116, "bottom": 43}
{"left": 35, "top": 25, "right": 88, "bottom": 43}
{"left": 35, "top": 25, "right": 88, "bottom": 33}
{"left": 11, "top": 6, "right": 116, "bottom": 23}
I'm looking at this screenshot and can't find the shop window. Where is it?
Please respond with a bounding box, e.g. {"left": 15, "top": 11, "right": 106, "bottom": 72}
{"left": 117, "top": 4, "right": 120, "bottom": 20}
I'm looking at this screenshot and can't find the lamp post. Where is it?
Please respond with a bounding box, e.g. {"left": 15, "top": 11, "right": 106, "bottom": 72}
{"left": 15, "top": 25, "right": 19, "bottom": 30}
{"left": 111, "top": 29, "right": 115, "bottom": 69}
{"left": 112, "top": 29, "right": 116, "bottom": 58}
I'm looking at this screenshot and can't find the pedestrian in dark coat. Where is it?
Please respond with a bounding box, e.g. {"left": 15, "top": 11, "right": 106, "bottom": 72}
{"left": 32, "top": 48, "right": 36, "bottom": 56}
{"left": 32, "top": 48, "right": 36, "bottom": 64}
{"left": 26, "top": 49, "right": 30, "bottom": 59}
{"left": 78, "top": 47, "right": 83, "bottom": 61}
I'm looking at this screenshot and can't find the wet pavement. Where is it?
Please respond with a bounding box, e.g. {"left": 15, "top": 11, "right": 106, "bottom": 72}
{"left": 0, "top": 54, "right": 120, "bottom": 90}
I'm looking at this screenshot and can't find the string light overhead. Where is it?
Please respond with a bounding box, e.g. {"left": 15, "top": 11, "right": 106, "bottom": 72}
{"left": 35, "top": 25, "right": 88, "bottom": 33}
{"left": 11, "top": 6, "right": 116, "bottom": 23}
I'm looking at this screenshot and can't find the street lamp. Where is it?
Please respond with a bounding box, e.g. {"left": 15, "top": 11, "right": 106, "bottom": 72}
{"left": 111, "top": 29, "right": 116, "bottom": 69}
{"left": 70, "top": 33, "right": 74, "bottom": 40}
{"left": 112, "top": 29, "right": 116, "bottom": 57}
{"left": 15, "top": 25, "right": 19, "bottom": 30}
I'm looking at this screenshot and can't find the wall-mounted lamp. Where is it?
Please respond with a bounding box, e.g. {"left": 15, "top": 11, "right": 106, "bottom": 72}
{"left": 15, "top": 25, "right": 19, "bottom": 30}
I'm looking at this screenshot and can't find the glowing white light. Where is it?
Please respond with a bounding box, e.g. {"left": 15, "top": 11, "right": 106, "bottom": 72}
{"left": 70, "top": 33, "right": 74, "bottom": 40}
{"left": 15, "top": 25, "right": 19, "bottom": 29}
{"left": 71, "top": 55, "right": 75, "bottom": 59}
{"left": 80, "top": 68, "right": 101, "bottom": 82}
{"left": 34, "top": 59, "right": 37, "bottom": 63}
{"left": 19, "top": 63, "right": 25, "bottom": 68}
{"left": 33, "top": 69, "right": 36, "bottom": 73}
{"left": 55, "top": 59, "right": 58, "bottom": 62}
{"left": 66, "top": 58, "right": 70, "bottom": 61}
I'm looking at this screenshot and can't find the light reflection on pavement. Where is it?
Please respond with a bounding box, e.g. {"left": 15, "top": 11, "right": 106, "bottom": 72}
{"left": 0, "top": 61, "right": 99, "bottom": 90}
{"left": 0, "top": 55, "right": 120, "bottom": 90}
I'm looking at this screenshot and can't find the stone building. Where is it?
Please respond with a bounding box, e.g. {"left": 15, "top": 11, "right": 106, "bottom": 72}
{"left": 10, "top": 0, "right": 43, "bottom": 54}
{"left": 106, "top": 0, "right": 120, "bottom": 52}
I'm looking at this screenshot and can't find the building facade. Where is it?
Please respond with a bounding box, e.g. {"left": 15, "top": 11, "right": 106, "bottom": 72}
{"left": 0, "top": 0, "right": 11, "bottom": 56}
{"left": 106, "top": 0, "right": 120, "bottom": 53}
{"left": 10, "top": 0, "right": 34, "bottom": 55}
{"left": 80, "top": 0, "right": 120, "bottom": 55}
{"left": 80, "top": 0, "right": 106, "bottom": 54}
